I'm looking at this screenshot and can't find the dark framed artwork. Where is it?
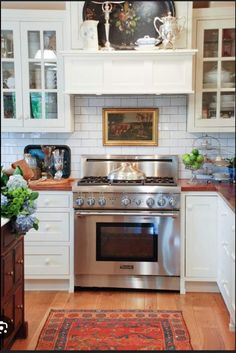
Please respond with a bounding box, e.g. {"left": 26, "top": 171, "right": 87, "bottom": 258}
{"left": 103, "top": 108, "right": 158, "bottom": 146}
{"left": 83, "top": 1, "right": 175, "bottom": 49}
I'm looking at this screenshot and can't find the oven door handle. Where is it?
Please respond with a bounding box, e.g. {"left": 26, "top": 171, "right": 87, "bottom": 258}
{"left": 75, "top": 211, "right": 179, "bottom": 218}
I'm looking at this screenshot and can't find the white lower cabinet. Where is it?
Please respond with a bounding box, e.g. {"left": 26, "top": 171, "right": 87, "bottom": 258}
{"left": 182, "top": 192, "right": 235, "bottom": 331}
{"left": 185, "top": 194, "right": 218, "bottom": 279}
{"left": 24, "top": 191, "right": 74, "bottom": 292}
{"left": 217, "top": 197, "right": 235, "bottom": 331}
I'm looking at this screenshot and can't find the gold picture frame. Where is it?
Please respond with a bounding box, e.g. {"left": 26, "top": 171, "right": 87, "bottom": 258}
{"left": 103, "top": 108, "right": 159, "bottom": 146}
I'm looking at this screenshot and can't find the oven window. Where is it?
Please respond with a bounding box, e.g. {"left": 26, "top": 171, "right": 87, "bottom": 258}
{"left": 96, "top": 223, "right": 157, "bottom": 262}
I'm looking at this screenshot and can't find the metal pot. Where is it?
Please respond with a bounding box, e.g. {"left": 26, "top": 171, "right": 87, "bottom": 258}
{"left": 107, "top": 162, "right": 146, "bottom": 181}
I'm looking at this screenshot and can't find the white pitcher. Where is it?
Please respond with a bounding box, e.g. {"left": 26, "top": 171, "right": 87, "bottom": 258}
{"left": 80, "top": 20, "right": 99, "bottom": 51}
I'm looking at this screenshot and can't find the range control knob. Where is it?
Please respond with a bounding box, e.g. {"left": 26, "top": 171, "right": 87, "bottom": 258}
{"left": 98, "top": 197, "right": 106, "bottom": 206}
{"left": 87, "top": 197, "right": 95, "bottom": 206}
{"left": 157, "top": 195, "right": 166, "bottom": 207}
{"left": 121, "top": 197, "right": 131, "bottom": 207}
{"left": 76, "top": 197, "right": 84, "bottom": 206}
{"left": 146, "top": 197, "right": 155, "bottom": 208}
{"left": 169, "top": 196, "right": 177, "bottom": 207}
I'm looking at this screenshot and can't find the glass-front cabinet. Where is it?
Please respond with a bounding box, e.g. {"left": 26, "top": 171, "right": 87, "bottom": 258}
{"left": 192, "top": 14, "right": 235, "bottom": 132}
{"left": 1, "top": 14, "right": 69, "bottom": 132}
{"left": 1, "top": 22, "right": 23, "bottom": 127}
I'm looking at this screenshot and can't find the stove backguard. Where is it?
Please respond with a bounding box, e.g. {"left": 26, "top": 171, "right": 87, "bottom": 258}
{"left": 80, "top": 155, "right": 179, "bottom": 180}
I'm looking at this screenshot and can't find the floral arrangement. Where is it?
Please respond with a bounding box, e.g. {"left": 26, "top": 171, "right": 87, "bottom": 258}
{"left": 1, "top": 166, "right": 39, "bottom": 234}
{"left": 113, "top": 1, "right": 140, "bottom": 37}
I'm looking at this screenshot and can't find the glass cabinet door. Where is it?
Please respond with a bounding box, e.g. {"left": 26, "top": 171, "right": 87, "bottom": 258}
{"left": 195, "top": 19, "right": 235, "bottom": 128}
{"left": 20, "top": 22, "right": 64, "bottom": 128}
{"left": 1, "top": 23, "right": 23, "bottom": 127}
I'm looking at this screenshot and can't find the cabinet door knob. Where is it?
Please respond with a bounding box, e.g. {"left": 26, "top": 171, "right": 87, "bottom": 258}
{"left": 7, "top": 271, "right": 14, "bottom": 276}
{"left": 17, "top": 259, "right": 24, "bottom": 264}
{"left": 17, "top": 304, "right": 23, "bottom": 309}
{"left": 10, "top": 319, "right": 14, "bottom": 323}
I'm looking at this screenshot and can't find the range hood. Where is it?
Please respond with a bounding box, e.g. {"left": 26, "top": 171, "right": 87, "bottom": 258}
{"left": 60, "top": 49, "right": 197, "bottom": 95}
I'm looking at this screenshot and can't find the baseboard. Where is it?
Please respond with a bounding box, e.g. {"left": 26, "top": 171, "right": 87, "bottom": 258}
{"left": 25, "top": 279, "right": 73, "bottom": 291}
{"left": 184, "top": 281, "right": 220, "bottom": 292}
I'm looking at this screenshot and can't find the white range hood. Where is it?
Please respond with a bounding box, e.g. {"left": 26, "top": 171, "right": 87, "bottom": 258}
{"left": 61, "top": 49, "right": 197, "bottom": 95}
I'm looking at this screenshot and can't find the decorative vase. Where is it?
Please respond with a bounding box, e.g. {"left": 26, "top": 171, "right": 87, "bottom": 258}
{"left": 228, "top": 167, "right": 236, "bottom": 183}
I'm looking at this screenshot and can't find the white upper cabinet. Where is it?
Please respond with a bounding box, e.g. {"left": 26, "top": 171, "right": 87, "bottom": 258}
{"left": 188, "top": 8, "right": 235, "bottom": 132}
{"left": 1, "top": 10, "right": 73, "bottom": 132}
{"left": 1, "top": 21, "right": 23, "bottom": 127}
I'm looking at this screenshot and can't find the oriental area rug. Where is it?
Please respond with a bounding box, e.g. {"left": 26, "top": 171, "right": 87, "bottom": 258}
{"left": 35, "top": 309, "right": 193, "bottom": 351}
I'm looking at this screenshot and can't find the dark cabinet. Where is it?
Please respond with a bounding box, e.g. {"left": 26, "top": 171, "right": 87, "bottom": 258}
{"left": 0, "top": 221, "right": 28, "bottom": 349}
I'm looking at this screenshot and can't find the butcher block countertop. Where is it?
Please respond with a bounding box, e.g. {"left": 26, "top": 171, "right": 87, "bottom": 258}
{"left": 180, "top": 179, "right": 235, "bottom": 212}
{"left": 28, "top": 178, "right": 235, "bottom": 213}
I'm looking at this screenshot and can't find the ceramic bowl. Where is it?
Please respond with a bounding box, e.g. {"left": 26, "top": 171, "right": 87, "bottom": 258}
{"left": 135, "top": 35, "right": 159, "bottom": 46}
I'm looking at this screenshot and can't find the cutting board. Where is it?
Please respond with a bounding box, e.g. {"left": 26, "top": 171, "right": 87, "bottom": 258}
{"left": 29, "top": 178, "right": 74, "bottom": 191}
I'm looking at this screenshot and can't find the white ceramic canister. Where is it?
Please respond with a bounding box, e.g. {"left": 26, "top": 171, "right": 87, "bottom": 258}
{"left": 80, "top": 20, "right": 99, "bottom": 50}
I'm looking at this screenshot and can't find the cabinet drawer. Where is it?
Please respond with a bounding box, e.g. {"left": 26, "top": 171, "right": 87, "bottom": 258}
{"left": 14, "top": 285, "right": 24, "bottom": 329}
{"left": 25, "top": 212, "right": 70, "bottom": 242}
{"left": 15, "top": 239, "right": 24, "bottom": 284}
{"left": 1, "top": 221, "right": 15, "bottom": 253}
{"left": 2, "top": 250, "right": 14, "bottom": 299}
{"left": 37, "top": 194, "right": 70, "bottom": 208}
{"left": 24, "top": 246, "right": 69, "bottom": 275}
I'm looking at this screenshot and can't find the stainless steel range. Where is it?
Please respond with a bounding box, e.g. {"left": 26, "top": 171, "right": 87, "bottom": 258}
{"left": 73, "top": 155, "right": 181, "bottom": 291}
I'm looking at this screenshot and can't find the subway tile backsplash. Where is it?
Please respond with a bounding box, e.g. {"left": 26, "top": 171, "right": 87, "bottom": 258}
{"left": 1, "top": 95, "right": 235, "bottom": 178}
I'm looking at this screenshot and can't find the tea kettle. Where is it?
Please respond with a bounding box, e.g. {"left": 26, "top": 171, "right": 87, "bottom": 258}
{"left": 80, "top": 20, "right": 99, "bottom": 51}
{"left": 153, "top": 12, "right": 185, "bottom": 49}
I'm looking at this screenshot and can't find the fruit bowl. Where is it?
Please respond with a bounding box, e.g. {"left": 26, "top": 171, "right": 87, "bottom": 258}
{"left": 182, "top": 148, "right": 205, "bottom": 184}
{"left": 185, "top": 164, "right": 204, "bottom": 184}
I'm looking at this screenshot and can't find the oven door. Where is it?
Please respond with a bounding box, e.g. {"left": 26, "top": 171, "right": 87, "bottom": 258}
{"left": 74, "top": 211, "right": 180, "bottom": 277}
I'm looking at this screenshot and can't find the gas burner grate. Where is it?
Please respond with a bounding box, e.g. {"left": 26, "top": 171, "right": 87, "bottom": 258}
{"left": 78, "top": 176, "right": 109, "bottom": 185}
{"left": 144, "top": 177, "right": 176, "bottom": 186}
{"left": 78, "top": 176, "right": 177, "bottom": 186}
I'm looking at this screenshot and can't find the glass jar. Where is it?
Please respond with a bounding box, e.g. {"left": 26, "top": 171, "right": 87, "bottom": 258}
{"left": 24, "top": 153, "right": 41, "bottom": 180}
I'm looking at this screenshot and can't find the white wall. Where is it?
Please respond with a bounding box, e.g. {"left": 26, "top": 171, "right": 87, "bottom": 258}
{"left": 1, "top": 94, "right": 235, "bottom": 179}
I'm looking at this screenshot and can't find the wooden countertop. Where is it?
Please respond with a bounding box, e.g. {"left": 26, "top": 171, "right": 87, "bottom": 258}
{"left": 28, "top": 178, "right": 235, "bottom": 213}
{"left": 28, "top": 178, "right": 74, "bottom": 191}
{"left": 180, "top": 179, "right": 236, "bottom": 212}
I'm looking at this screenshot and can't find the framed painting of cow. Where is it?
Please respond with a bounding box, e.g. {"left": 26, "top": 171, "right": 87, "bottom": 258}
{"left": 102, "top": 108, "right": 158, "bottom": 146}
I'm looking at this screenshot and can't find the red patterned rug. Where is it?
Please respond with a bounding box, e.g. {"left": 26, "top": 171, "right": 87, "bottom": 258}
{"left": 35, "top": 309, "right": 193, "bottom": 351}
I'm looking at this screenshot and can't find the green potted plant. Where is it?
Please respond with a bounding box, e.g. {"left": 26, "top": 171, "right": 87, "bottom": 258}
{"left": 1, "top": 166, "right": 39, "bottom": 234}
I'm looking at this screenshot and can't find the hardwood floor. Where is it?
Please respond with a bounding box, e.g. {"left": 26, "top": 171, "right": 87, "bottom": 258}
{"left": 12, "top": 290, "right": 235, "bottom": 351}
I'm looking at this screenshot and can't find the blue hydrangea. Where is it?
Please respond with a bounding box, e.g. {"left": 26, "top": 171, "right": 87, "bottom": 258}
{"left": 22, "top": 200, "right": 37, "bottom": 215}
{"left": 15, "top": 214, "right": 37, "bottom": 233}
{"left": 1, "top": 194, "right": 8, "bottom": 206}
{"left": 7, "top": 175, "right": 27, "bottom": 190}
